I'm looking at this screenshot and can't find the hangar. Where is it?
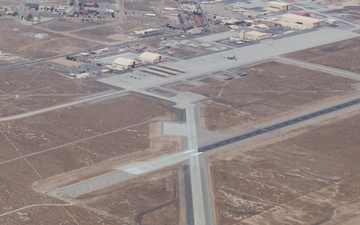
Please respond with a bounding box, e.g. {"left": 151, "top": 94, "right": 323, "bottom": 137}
{"left": 281, "top": 14, "right": 325, "bottom": 28}
{"left": 266, "top": 1, "right": 292, "bottom": 11}
{"left": 138, "top": 52, "right": 167, "bottom": 64}
{"left": 240, "top": 30, "right": 271, "bottom": 41}
{"left": 112, "top": 57, "right": 141, "bottom": 70}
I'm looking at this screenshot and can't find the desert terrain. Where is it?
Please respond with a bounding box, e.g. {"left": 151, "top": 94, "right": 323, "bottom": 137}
{"left": 0, "top": 93, "right": 182, "bottom": 224}
{"left": 0, "top": 18, "right": 99, "bottom": 60}
{"left": 0, "top": 164, "right": 184, "bottom": 225}
{"left": 209, "top": 109, "right": 360, "bottom": 225}
{"left": 285, "top": 37, "right": 360, "bottom": 73}
{"left": 0, "top": 63, "right": 109, "bottom": 116}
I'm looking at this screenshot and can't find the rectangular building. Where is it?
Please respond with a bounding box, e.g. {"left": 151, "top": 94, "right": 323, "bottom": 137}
{"left": 266, "top": 1, "right": 292, "bottom": 11}
{"left": 281, "top": 14, "right": 325, "bottom": 28}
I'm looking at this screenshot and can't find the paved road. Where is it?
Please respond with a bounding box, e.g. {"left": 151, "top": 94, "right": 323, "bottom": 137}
{"left": 0, "top": 90, "right": 126, "bottom": 122}
{"left": 56, "top": 150, "right": 195, "bottom": 198}
{"left": 0, "top": 202, "right": 74, "bottom": 218}
{"left": 199, "top": 97, "right": 360, "bottom": 152}
{"left": 279, "top": 57, "right": 360, "bottom": 81}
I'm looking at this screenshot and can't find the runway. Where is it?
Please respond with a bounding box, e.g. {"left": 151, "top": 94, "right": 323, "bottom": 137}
{"left": 199, "top": 98, "right": 360, "bottom": 152}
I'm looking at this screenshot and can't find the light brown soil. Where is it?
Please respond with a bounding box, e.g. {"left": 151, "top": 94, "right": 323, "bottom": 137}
{"left": 38, "top": 18, "right": 111, "bottom": 32}
{"left": 0, "top": 94, "right": 178, "bottom": 162}
{"left": 285, "top": 37, "right": 360, "bottom": 73}
{"left": 29, "top": 121, "right": 181, "bottom": 185}
{"left": 209, "top": 111, "right": 360, "bottom": 225}
{"left": 70, "top": 21, "right": 146, "bottom": 42}
{"left": 0, "top": 94, "right": 181, "bottom": 223}
{"left": 0, "top": 161, "right": 65, "bottom": 216}
{"left": 169, "top": 44, "right": 214, "bottom": 59}
{"left": 168, "top": 61, "right": 358, "bottom": 131}
{"left": 0, "top": 18, "right": 99, "bottom": 60}
{"left": 324, "top": 6, "right": 360, "bottom": 24}
{"left": 0, "top": 204, "right": 128, "bottom": 224}
{"left": 0, "top": 63, "right": 110, "bottom": 116}
{"left": 1, "top": 164, "right": 183, "bottom": 224}
{"left": 79, "top": 165, "right": 183, "bottom": 225}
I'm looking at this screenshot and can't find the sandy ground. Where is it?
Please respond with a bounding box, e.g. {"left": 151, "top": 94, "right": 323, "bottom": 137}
{"left": 0, "top": 18, "right": 99, "bottom": 60}
{"left": 208, "top": 107, "right": 360, "bottom": 225}
{"left": 70, "top": 21, "right": 146, "bottom": 42}
{"left": 0, "top": 166, "right": 184, "bottom": 225}
{"left": 38, "top": 19, "right": 112, "bottom": 32}
{"left": 285, "top": 37, "right": 360, "bottom": 73}
{"left": 79, "top": 164, "right": 184, "bottom": 225}
{"left": 0, "top": 93, "right": 182, "bottom": 224}
{"left": 0, "top": 63, "right": 109, "bottom": 116}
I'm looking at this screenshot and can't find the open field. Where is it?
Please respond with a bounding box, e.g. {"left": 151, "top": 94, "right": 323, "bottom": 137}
{"left": 0, "top": 18, "right": 99, "bottom": 60}
{"left": 71, "top": 21, "right": 146, "bottom": 42}
{"left": 38, "top": 18, "right": 112, "bottom": 32}
{"left": 324, "top": 5, "right": 360, "bottom": 24}
{"left": 0, "top": 63, "right": 109, "bottom": 116}
{"left": 209, "top": 110, "right": 360, "bottom": 225}
{"left": 0, "top": 161, "right": 65, "bottom": 217}
{"left": 285, "top": 37, "right": 360, "bottom": 73}
{"left": 0, "top": 94, "right": 181, "bottom": 222}
{"left": 79, "top": 165, "right": 184, "bottom": 225}
{"left": 0, "top": 94, "right": 179, "bottom": 165}
{"left": 167, "top": 61, "right": 358, "bottom": 131}
{"left": 0, "top": 164, "right": 184, "bottom": 224}
{"left": 168, "top": 44, "right": 214, "bottom": 59}
{"left": 0, "top": 205, "right": 124, "bottom": 225}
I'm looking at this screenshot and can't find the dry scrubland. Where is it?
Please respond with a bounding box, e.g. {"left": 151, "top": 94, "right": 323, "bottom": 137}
{"left": 209, "top": 111, "right": 360, "bottom": 225}
{"left": 0, "top": 19, "right": 98, "bottom": 60}
{"left": 0, "top": 165, "right": 183, "bottom": 225}
{"left": 0, "top": 94, "right": 179, "bottom": 172}
{"left": 0, "top": 63, "right": 109, "bottom": 116}
{"left": 286, "top": 37, "right": 360, "bottom": 73}
{"left": 168, "top": 61, "right": 357, "bottom": 131}
{"left": 0, "top": 94, "right": 180, "bottom": 222}
{"left": 38, "top": 18, "right": 111, "bottom": 32}
{"left": 81, "top": 165, "right": 183, "bottom": 225}
{"left": 325, "top": 6, "right": 360, "bottom": 24}
{"left": 71, "top": 21, "right": 146, "bottom": 42}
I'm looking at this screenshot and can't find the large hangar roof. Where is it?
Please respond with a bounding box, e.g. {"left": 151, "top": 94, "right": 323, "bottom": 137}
{"left": 113, "top": 57, "right": 136, "bottom": 66}
{"left": 268, "top": 1, "right": 292, "bottom": 7}
{"left": 138, "top": 52, "right": 164, "bottom": 63}
{"left": 281, "top": 14, "right": 324, "bottom": 24}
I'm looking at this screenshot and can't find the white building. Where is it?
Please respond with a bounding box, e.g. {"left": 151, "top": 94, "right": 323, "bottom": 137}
{"left": 266, "top": 1, "right": 292, "bottom": 11}
{"left": 138, "top": 52, "right": 167, "bottom": 64}
{"left": 281, "top": 14, "right": 325, "bottom": 28}
{"left": 244, "top": 31, "right": 271, "bottom": 40}
{"left": 112, "top": 57, "right": 142, "bottom": 70}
